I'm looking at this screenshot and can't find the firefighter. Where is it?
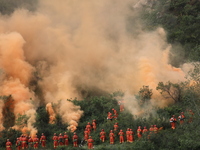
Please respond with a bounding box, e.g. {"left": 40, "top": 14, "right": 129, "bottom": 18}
{"left": 33, "top": 135, "right": 39, "bottom": 149}
{"left": 28, "top": 136, "right": 33, "bottom": 148}
{"left": 170, "top": 115, "right": 177, "bottom": 129}
{"left": 129, "top": 129, "right": 134, "bottom": 143}
{"left": 153, "top": 125, "right": 158, "bottom": 133}
{"left": 92, "top": 119, "right": 97, "bottom": 131}
{"left": 118, "top": 129, "right": 124, "bottom": 144}
{"left": 142, "top": 126, "right": 148, "bottom": 138}
{"left": 109, "top": 130, "right": 115, "bottom": 144}
{"left": 126, "top": 128, "right": 130, "bottom": 142}
{"left": 112, "top": 108, "right": 118, "bottom": 120}
{"left": 100, "top": 129, "right": 106, "bottom": 142}
{"left": 58, "top": 133, "right": 64, "bottom": 146}
{"left": 6, "top": 139, "right": 12, "bottom": 150}
{"left": 118, "top": 100, "right": 124, "bottom": 112}
{"left": 63, "top": 132, "right": 69, "bottom": 146}
{"left": 188, "top": 110, "right": 194, "bottom": 123}
{"left": 84, "top": 128, "right": 89, "bottom": 141}
{"left": 16, "top": 138, "right": 21, "bottom": 150}
{"left": 114, "top": 122, "right": 119, "bottom": 132}
{"left": 52, "top": 133, "right": 58, "bottom": 149}
{"left": 72, "top": 132, "right": 78, "bottom": 147}
{"left": 178, "top": 112, "right": 185, "bottom": 124}
{"left": 107, "top": 112, "right": 113, "bottom": 121}
{"left": 137, "top": 126, "right": 142, "bottom": 139}
{"left": 142, "top": 126, "right": 148, "bottom": 134}
{"left": 148, "top": 125, "right": 154, "bottom": 139}
{"left": 86, "top": 122, "right": 92, "bottom": 135}
{"left": 87, "top": 136, "right": 94, "bottom": 149}
{"left": 21, "top": 135, "right": 27, "bottom": 149}
{"left": 40, "top": 133, "right": 46, "bottom": 148}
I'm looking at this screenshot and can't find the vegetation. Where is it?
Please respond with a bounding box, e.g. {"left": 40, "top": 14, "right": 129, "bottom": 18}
{"left": 0, "top": 0, "right": 199, "bottom": 150}
{"left": 140, "top": 0, "right": 200, "bottom": 66}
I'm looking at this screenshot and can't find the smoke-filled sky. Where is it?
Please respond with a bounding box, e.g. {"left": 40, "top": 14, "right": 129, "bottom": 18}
{"left": 0, "top": 0, "right": 188, "bottom": 134}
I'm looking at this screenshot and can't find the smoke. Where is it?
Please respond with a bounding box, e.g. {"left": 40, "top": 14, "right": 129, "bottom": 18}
{"left": 0, "top": 0, "right": 188, "bottom": 131}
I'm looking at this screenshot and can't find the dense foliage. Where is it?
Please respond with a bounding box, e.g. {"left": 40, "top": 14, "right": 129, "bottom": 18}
{"left": 141, "top": 0, "right": 200, "bottom": 66}
{"left": 0, "top": 0, "right": 200, "bottom": 149}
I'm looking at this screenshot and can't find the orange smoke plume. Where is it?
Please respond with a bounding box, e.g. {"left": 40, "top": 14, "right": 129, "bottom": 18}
{"left": 0, "top": 0, "right": 191, "bottom": 123}
{"left": 46, "top": 103, "right": 56, "bottom": 124}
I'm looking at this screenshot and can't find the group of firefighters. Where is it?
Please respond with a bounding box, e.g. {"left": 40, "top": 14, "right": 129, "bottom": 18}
{"left": 5, "top": 102, "right": 195, "bottom": 150}
{"left": 169, "top": 110, "right": 194, "bottom": 129}
{"left": 6, "top": 133, "right": 47, "bottom": 150}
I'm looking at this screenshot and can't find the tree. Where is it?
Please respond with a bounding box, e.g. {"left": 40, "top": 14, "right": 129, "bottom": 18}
{"left": 138, "top": 86, "right": 153, "bottom": 105}
{"left": 156, "top": 81, "right": 182, "bottom": 103}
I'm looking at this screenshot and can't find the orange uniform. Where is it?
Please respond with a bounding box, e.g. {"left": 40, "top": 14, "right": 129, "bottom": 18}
{"left": 126, "top": 128, "right": 130, "bottom": 142}
{"left": 33, "top": 136, "right": 39, "bottom": 149}
{"left": 84, "top": 128, "right": 89, "bottom": 141}
{"left": 87, "top": 136, "right": 94, "bottom": 149}
{"left": 170, "top": 115, "right": 177, "bottom": 129}
{"left": 137, "top": 126, "right": 142, "bottom": 139}
{"left": 20, "top": 135, "right": 27, "bottom": 149}
{"left": 142, "top": 127, "right": 148, "bottom": 134}
{"left": 53, "top": 133, "right": 58, "bottom": 149}
{"left": 16, "top": 138, "right": 21, "bottom": 150}
{"left": 107, "top": 112, "right": 113, "bottom": 121}
{"left": 86, "top": 122, "right": 92, "bottom": 135}
{"left": 178, "top": 112, "right": 185, "bottom": 124}
{"left": 114, "top": 123, "right": 119, "bottom": 132}
{"left": 28, "top": 136, "right": 33, "bottom": 148}
{"left": 100, "top": 129, "right": 106, "bottom": 142}
{"left": 112, "top": 108, "right": 118, "bottom": 119}
{"left": 58, "top": 133, "right": 64, "bottom": 146}
{"left": 6, "top": 139, "right": 12, "bottom": 150}
{"left": 148, "top": 125, "right": 154, "bottom": 139}
{"left": 40, "top": 133, "right": 46, "bottom": 148}
{"left": 153, "top": 125, "right": 158, "bottom": 133}
{"left": 72, "top": 132, "right": 78, "bottom": 147}
{"left": 118, "top": 100, "right": 124, "bottom": 112}
{"left": 63, "top": 132, "right": 69, "bottom": 146}
{"left": 118, "top": 130, "right": 124, "bottom": 143}
{"left": 129, "top": 129, "right": 134, "bottom": 143}
{"left": 92, "top": 120, "right": 97, "bottom": 131}
{"left": 109, "top": 130, "right": 115, "bottom": 144}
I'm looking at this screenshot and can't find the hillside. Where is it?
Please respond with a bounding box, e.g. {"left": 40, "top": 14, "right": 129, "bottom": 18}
{"left": 0, "top": 0, "right": 200, "bottom": 150}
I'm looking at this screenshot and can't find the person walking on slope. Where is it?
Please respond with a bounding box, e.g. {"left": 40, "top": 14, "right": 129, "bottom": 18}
{"left": 28, "top": 136, "right": 33, "bottom": 148}
{"left": 129, "top": 129, "right": 134, "bottom": 143}
{"left": 92, "top": 119, "right": 97, "bottom": 131}
{"left": 87, "top": 136, "right": 94, "bottom": 149}
{"left": 40, "top": 133, "right": 46, "bottom": 148}
{"left": 118, "top": 129, "right": 125, "bottom": 143}
{"left": 6, "top": 139, "right": 12, "bottom": 150}
{"left": 114, "top": 122, "right": 119, "bottom": 132}
{"left": 72, "top": 132, "right": 78, "bottom": 147}
{"left": 107, "top": 112, "right": 113, "bottom": 121}
{"left": 178, "top": 112, "right": 185, "bottom": 124}
{"left": 16, "top": 138, "right": 21, "bottom": 150}
{"left": 52, "top": 133, "right": 58, "bottom": 149}
{"left": 170, "top": 115, "right": 177, "bottom": 129}
{"left": 112, "top": 108, "right": 118, "bottom": 120}
{"left": 86, "top": 122, "right": 92, "bottom": 135}
{"left": 137, "top": 126, "right": 142, "bottom": 139}
{"left": 109, "top": 130, "right": 115, "bottom": 144}
{"left": 84, "top": 128, "right": 89, "bottom": 142}
{"left": 63, "top": 132, "right": 69, "bottom": 146}
{"left": 126, "top": 128, "right": 130, "bottom": 142}
{"left": 100, "top": 129, "right": 106, "bottom": 142}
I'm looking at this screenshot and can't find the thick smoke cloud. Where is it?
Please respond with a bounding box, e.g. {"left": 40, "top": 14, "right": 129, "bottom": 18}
{"left": 0, "top": 0, "right": 187, "bottom": 133}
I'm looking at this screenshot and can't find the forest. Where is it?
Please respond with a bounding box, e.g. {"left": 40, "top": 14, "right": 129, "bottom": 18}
{"left": 0, "top": 0, "right": 200, "bottom": 150}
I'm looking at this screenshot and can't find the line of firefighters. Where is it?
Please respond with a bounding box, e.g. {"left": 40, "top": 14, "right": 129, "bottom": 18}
{"left": 5, "top": 105, "right": 194, "bottom": 150}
